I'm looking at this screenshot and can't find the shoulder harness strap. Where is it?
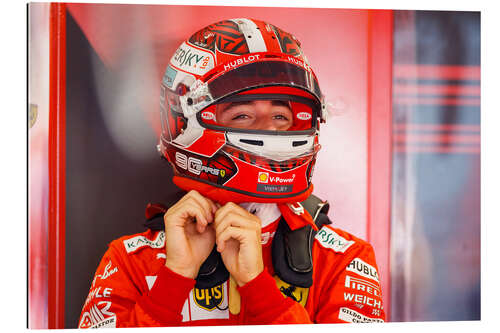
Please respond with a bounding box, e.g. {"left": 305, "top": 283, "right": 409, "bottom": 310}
{"left": 272, "top": 194, "right": 331, "bottom": 288}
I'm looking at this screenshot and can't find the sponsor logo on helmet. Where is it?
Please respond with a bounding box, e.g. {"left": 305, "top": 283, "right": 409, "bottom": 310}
{"left": 175, "top": 152, "right": 226, "bottom": 177}
{"left": 269, "top": 174, "right": 296, "bottom": 184}
{"left": 256, "top": 173, "right": 296, "bottom": 193}
{"left": 287, "top": 56, "right": 311, "bottom": 71}
{"left": 296, "top": 112, "right": 312, "bottom": 120}
{"left": 258, "top": 172, "right": 296, "bottom": 184}
{"left": 163, "top": 65, "right": 178, "bottom": 88}
{"left": 223, "top": 54, "right": 261, "bottom": 71}
{"left": 201, "top": 111, "right": 215, "bottom": 120}
{"left": 171, "top": 42, "right": 214, "bottom": 75}
{"left": 258, "top": 172, "right": 269, "bottom": 183}
{"left": 256, "top": 184, "right": 293, "bottom": 193}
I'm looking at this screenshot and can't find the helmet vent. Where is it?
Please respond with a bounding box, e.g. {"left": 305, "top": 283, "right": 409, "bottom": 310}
{"left": 239, "top": 139, "right": 264, "bottom": 146}
{"left": 292, "top": 140, "right": 308, "bottom": 147}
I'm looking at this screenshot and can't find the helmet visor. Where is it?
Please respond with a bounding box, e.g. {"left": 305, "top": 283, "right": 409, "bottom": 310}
{"left": 206, "top": 59, "right": 322, "bottom": 102}
{"left": 197, "top": 93, "right": 318, "bottom": 133}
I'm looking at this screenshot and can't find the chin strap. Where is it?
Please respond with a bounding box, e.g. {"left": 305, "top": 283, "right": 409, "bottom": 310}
{"left": 277, "top": 202, "right": 318, "bottom": 231}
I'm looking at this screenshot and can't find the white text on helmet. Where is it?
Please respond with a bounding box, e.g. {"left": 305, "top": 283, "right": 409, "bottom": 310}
{"left": 287, "top": 56, "right": 311, "bottom": 72}
{"left": 223, "top": 55, "right": 261, "bottom": 71}
{"left": 269, "top": 174, "right": 296, "bottom": 184}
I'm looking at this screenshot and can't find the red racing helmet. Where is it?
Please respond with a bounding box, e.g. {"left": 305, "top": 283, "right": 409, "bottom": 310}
{"left": 158, "top": 18, "right": 327, "bottom": 204}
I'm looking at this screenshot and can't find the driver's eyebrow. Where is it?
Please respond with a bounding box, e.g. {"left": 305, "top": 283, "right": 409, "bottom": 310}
{"left": 220, "top": 101, "right": 253, "bottom": 112}
{"left": 220, "top": 100, "right": 291, "bottom": 112}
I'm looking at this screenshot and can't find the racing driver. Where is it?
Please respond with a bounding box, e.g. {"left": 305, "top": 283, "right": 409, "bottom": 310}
{"left": 78, "top": 18, "right": 386, "bottom": 328}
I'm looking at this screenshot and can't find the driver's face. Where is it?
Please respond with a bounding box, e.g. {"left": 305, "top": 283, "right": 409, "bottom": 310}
{"left": 215, "top": 100, "right": 293, "bottom": 131}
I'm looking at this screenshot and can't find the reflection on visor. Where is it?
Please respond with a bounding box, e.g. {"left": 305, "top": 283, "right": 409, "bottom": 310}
{"left": 198, "top": 94, "right": 318, "bottom": 133}
{"left": 206, "top": 60, "right": 322, "bottom": 102}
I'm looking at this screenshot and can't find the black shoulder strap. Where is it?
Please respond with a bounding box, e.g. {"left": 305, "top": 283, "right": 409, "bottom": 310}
{"left": 272, "top": 194, "right": 332, "bottom": 288}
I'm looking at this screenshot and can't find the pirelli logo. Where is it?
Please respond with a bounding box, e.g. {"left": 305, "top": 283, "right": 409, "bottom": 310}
{"left": 345, "top": 275, "right": 381, "bottom": 297}
{"left": 123, "top": 231, "right": 165, "bottom": 254}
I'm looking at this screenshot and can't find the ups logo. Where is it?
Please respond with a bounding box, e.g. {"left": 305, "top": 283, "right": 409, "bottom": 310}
{"left": 193, "top": 284, "right": 225, "bottom": 311}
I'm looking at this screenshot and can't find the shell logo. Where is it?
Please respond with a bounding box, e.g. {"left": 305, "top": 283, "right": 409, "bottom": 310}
{"left": 258, "top": 172, "right": 269, "bottom": 183}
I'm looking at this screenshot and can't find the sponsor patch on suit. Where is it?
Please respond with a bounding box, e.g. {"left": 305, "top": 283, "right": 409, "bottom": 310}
{"left": 181, "top": 282, "right": 229, "bottom": 321}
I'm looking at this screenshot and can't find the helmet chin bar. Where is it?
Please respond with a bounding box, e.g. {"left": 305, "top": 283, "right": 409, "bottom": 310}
{"left": 225, "top": 131, "right": 317, "bottom": 162}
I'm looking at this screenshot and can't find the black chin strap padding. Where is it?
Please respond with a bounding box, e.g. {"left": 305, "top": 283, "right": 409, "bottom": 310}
{"left": 195, "top": 246, "right": 230, "bottom": 289}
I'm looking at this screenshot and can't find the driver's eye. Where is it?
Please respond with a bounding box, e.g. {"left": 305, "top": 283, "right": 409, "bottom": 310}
{"left": 232, "top": 114, "right": 251, "bottom": 120}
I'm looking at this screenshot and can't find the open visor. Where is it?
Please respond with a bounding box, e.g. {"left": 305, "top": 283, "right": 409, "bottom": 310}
{"left": 184, "top": 59, "right": 323, "bottom": 122}
{"left": 207, "top": 59, "right": 321, "bottom": 101}
{"left": 197, "top": 93, "right": 319, "bottom": 133}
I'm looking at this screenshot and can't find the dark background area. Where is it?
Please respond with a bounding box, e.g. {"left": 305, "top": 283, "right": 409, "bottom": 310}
{"left": 65, "top": 11, "right": 182, "bottom": 327}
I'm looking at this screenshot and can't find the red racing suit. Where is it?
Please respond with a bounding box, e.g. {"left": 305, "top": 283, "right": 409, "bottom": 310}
{"left": 78, "top": 205, "right": 385, "bottom": 327}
